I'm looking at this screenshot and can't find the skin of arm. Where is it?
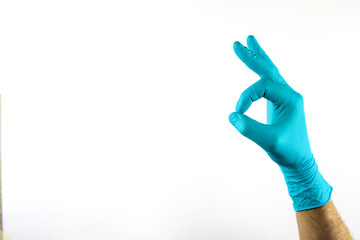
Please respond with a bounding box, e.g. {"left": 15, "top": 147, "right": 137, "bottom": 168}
{"left": 296, "top": 199, "right": 353, "bottom": 240}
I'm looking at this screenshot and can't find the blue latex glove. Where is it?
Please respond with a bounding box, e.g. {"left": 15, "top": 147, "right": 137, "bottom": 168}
{"left": 229, "top": 35, "right": 332, "bottom": 211}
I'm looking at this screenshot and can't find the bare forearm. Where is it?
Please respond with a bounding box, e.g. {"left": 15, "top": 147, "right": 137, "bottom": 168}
{"left": 296, "top": 199, "right": 353, "bottom": 240}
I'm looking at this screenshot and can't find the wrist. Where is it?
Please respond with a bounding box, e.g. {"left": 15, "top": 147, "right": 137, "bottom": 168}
{"left": 280, "top": 156, "right": 333, "bottom": 211}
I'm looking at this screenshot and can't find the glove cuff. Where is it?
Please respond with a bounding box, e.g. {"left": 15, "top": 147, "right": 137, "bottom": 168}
{"left": 280, "top": 157, "right": 333, "bottom": 211}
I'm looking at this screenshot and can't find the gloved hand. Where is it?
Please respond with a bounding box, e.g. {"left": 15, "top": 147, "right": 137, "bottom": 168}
{"left": 229, "top": 35, "right": 332, "bottom": 211}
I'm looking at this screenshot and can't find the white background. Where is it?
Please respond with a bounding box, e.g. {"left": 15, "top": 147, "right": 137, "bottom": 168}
{"left": 1, "top": 0, "right": 359, "bottom": 239}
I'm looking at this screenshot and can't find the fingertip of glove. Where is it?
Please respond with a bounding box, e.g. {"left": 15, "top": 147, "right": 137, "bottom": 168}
{"left": 233, "top": 41, "right": 243, "bottom": 49}
{"left": 235, "top": 100, "right": 242, "bottom": 113}
{"left": 229, "top": 113, "right": 249, "bottom": 135}
{"left": 247, "top": 35, "right": 259, "bottom": 46}
{"left": 229, "top": 112, "right": 245, "bottom": 127}
{"left": 229, "top": 112, "right": 239, "bottom": 124}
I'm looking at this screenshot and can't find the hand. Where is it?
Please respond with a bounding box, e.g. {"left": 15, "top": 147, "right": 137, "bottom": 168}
{"left": 230, "top": 78, "right": 310, "bottom": 169}
{"left": 229, "top": 35, "right": 332, "bottom": 211}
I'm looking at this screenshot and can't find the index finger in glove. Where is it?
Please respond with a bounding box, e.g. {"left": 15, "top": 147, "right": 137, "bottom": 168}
{"left": 235, "top": 78, "right": 295, "bottom": 114}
